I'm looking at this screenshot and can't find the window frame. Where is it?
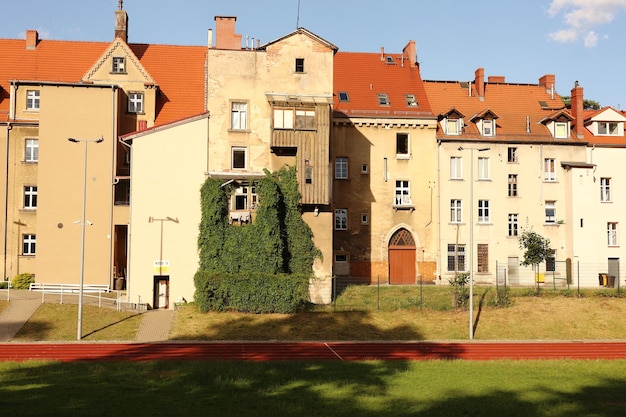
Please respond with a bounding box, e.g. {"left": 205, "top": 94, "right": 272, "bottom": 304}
{"left": 477, "top": 243, "right": 489, "bottom": 273}
{"left": 450, "top": 199, "right": 462, "bottom": 223}
{"left": 273, "top": 107, "right": 316, "bottom": 130}
{"left": 600, "top": 177, "right": 611, "bottom": 202}
{"left": 338, "top": 91, "right": 349, "bottom": 102}
{"left": 450, "top": 156, "right": 463, "bottom": 179}
{"left": 507, "top": 147, "right": 518, "bottom": 163}
{"left": 23, "top": 186, "right": 37, "bottom": 210}
{"left": 508, "top": 213, "right": 519, "bottom": 237}
{"left": 445, "top": 118, "right": 460, "bottom": 135}
{"left": 477, "top": 157, "right": 490, "bottom": 180}
{"left": 396, "top": 133, "right": 409, "bottom": 159}
{"left": 545, "top": 201, "right": 556, "bottom": 224}
{"left": 295, "top": 58, "right": 305, "bottom": 73}
{"left": 25, "top": 138, "right": 39, "bottom": 163}
{"left": 112, "top": 56, "right": 126, "bottom": 73}
{"left": 127, "top": 91, "right": 144, "bottom": 114}
{"left": 508, "top": 174, "right": 518, "bottom": 197}
{"left": 22, "top": 234, "right": 36, "bottom": 255}
{"left": 447, "top": 244, "right": 466, "bottom": 272}
{"left": 478, "top": 199, "right": 490, "bottom": 224}
{"left": 554, "top": 122, "right": 568, "bottom": 138}
{"left": 377, "top": 93, "right": 390, "bottom": 106}
{"left": 394, "top": 180, "right": 411, "bottom": 206}
{"left": 544, "top": 158, "right": 557, "bottom": 181}
{"left": 335, "top": 209, "right": 348, "bottom": 231}
{"left": 231, "top": 147, "right": 247, "bottom": 170}
{"left": 608, "top": 222, "right": 618, "bottom": 246}
{"left": 482, "top": 119, "right": 494, "bottom": 136}
{"left": 598, "top": 121, "right": 619, "bottom": 136}
{"left": 26, "top": 90, "right": 40, "bottom": 111}
{"left": 230, "top": 101, "right": 248, "bottom": 131}
{"left": 405, "top": 94, "right": 418, "bottom": 107}
{"left": 335, "top": 157, "right": 348, "bottom": 180}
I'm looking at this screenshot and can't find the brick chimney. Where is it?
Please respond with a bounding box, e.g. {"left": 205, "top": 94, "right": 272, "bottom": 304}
{"left": 571, "top": 81, "right": 585, "bottom": 139}
{"left": 402, "top": 40, "right": 418, "bottom": 68}
{"left": 25, "top": 30, "right": 39, "bottom": 50}
{"left": 214, "top": 16, "right": 242, "bottom": 50}
{"left": 115, "top": 6, "right": 128, "bottom": 42}
{"left": 474, "top": 68, "right": 485, "bottom": 99}
{"left": 488, "top": 76, "right": 505, "bottom": 83}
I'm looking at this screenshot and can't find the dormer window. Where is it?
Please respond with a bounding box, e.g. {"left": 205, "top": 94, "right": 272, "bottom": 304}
{"left": 598, "top": 122, "right": 619, "bottom": 136}
{"left": 112, "top": 57, "right": 126, "bottom": 73}
{"left": 554, "top": 122, "right": 568, "bottom": 138}
{"left": 405, "top": 94, "right": 418, "bottom": 107}
{"left": 377, "top": 93, "right": 390, "bottom": 106}
{"left": 482, "top": 119, "right": 494, "bottom": 136}
{"left": 446, "top": 118, "right": 461, "bottom": 135}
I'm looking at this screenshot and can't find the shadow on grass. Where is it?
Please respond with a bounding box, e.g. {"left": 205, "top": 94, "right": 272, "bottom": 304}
{"left": 1, "top": 359, "right": 625, "bottom": 416}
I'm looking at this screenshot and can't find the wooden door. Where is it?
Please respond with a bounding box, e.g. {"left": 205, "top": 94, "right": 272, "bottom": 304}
{"left": 388, "top": 229, "right": 416, "bottom": 285}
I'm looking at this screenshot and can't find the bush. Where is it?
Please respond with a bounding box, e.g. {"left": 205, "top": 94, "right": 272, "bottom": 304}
{"left": 194, "top": 271, "right": 309, "bottom": 314}
{"left": 0, "top": 281, "right": 9, "bottom": 289}
{"left": 12, "top": 273, "right": 35, "bottom": 290}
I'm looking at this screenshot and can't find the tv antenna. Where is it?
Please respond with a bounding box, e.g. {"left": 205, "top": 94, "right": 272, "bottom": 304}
{"left": 296, "top": 0, "right": 301, "bottom": 28}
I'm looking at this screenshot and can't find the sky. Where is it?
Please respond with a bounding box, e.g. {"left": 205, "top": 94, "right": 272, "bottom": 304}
{"left": 2, "top": 0, "right": 626, "bottom": 108}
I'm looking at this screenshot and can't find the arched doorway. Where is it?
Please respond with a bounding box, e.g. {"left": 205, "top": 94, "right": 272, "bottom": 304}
{"left": 388, "top": 228, "right": 416, "bottom": 285}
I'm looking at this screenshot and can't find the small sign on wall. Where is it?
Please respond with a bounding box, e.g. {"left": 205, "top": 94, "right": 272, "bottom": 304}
{"left": 153, "top": 260, "right": 170, "bottom": 274}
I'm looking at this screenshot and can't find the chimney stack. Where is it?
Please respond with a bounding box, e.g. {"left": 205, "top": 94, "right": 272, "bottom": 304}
{"left": 539, "top": 74, "right": 556, "bottom": 95}
{"left": 115, "top": 6, "right": 128, "bottom": 42}
{"left": 571, "top": 81, "right": 585, "bottom": 139}
{"left": 475, "top": 68, "right": 485, "bottom": 99}
{"left": 25, "top": 30, "right": 39, "bottom": 50}
{"left": 214, "top": 16, "right": 242, "bottom": 50}
{"left": 402, "top": 40, "right": 418, "bottom": 68}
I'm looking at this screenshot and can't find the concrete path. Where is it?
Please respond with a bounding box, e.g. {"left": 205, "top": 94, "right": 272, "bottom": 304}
{"left": 0, "top": 289, "right": 173, "bottom": 342}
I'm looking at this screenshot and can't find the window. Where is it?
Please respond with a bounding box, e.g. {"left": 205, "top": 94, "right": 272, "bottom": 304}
{"left": 545, "top": 201, "right": 556, "bottom": 224}
{"left": 377, "top": 93, "right": 390, "bottom": 106}
{"left": 305, "top": 166, "right": 313, "bottom": 184}
{"left": 335, "top": 209, "right": 348, "bottom": 230}
{"left": 601, "top": 178, "right": 611, "bottom": 202}
{"left": 598, "top": 122, "right": 619, "bottom": 136}
{"left": 508, "top": 174, "right": 518, "bottom": 197}
{"left": 114, "top": 179, "right": 130, "bottom": 205}
{"left": 554, "top": 122, "right": 568, "bottom": 138}
{"left": 450, "top": 156, "right": 462, "bottom": 179}
{"left": 445, "top": 118, "right": 460, "bottom": 135}
{"left": 112, "top": 57, "right": 126, "bottom": 73}
{"left": 482, "top": 119, "right": 494, "bottom": 136}
{"left": 478, "top": 200, "right": 490, "bottom": 223}
{"left": 231, "top": 183, "right": 257, "bottom": 212}
{"left": 22, "top": 234, "right": 36, "bottom": 255}
{"left": 232, "top": 147, "right": 246, "bottom": 169}
{"left": 273, "top": 108, "right": 316, "bottom": 130}
{"left": 477, "top": 244, "right": 489, "bottom": 273}
{"left": 396, "top": 133, "right": 409, "bottom": 159}
{"left": 335, "top": 157, "right": 348, "bottom": 179}
{"left": 507, "top": 147, "right": 518, "bottom": 163}
{"left": 128, "top": 92, "right": 144, "bottom": 113}
{"left": 231, "top": 102, "right": 248, "bottom": 130}
{"left": 24, "top": 186, "right": 37, "bottom": 209}
{"left": 360, "top": 163, "right": 369, "bottom": 174}
{"left": 477, "top": 157, "right": 490, "bottom": 180}
{"left": 546, "top": 250, "right": 556, "bottom": 272}
{"left": 394, "top": 180, "right": 411, "bottom": 206}
{"left": 405, "top": 94, "right": 418, "bottom": 107}
{"left": 338, "top": 91, "right": 349, "bottom": 102}
{"left": 334, "top": 253, "right": 348, "bottom": 263}
{"left": 26, "top": 90, "right": 40, "bottom": 110}
{"left": 25, "top": 139, "right": 38, "bottom": 162}
{"left": 447, "top": 244, "right": 466, "bottom": 272}
{"left": 295, "top": 58, "right": 304, "bottom": 73}
{"left": 361, "top": 213, "right": 369, "bottom": 225}
{"left": 544, "top": 158, "right": 556, "bottom": 181}
{"left": 450, "top": 199, "right": 462, "bottom": 223}
{"left": 608, "top": 222, "right": 618, "bottom": 246}
{"left": 508, "top": 213, "right": 518, "bottom": 237}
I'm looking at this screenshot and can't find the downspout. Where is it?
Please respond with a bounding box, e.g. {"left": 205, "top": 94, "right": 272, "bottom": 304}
{"left": 119, "top": 135, "right": 132, "bottom": 298}
{"left": 3, "top": 122, "right": 12, "bottom": 281}
{"left": 108, "top": 86, "right": 117, "bottom": 290}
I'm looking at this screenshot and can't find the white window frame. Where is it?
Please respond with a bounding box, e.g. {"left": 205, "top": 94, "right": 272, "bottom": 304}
{"left": 231, "top": 102, "right": 248, "bottom": 130}
{"left": 608, "top": 222, "right": 618, "bottom": 246}
{"left": 508, "top": 213, "right": 518, "bottom": 237}
{"left": 508, "top": 174, "right": 518, "bottom": 197}
{"left": 128, "top": 92, "right": 144, "bottom": 113}
{"left": 482, "top": 119, "right": 494, "bottom": 136}
{"left": 478, "top": 199, "right": 490, "bottom": 223}
{"left": 445, "top": 118, "right": 460, "bottom": 135}
{"left": 377, "top": 93, "right": 390, "bottom": 106}
{"left": 23, "top": 234, "right": 36, "bottom": 255}
{"left": 507, "top": 147, "right": 518, "bottom": 163}
{"left": 600, "top": 177, "right": 611, "bottom": 202}
{"left": 25, "top": 139, "right": 38, "bottom": 162}
{"left": 554, "top": 122, "right": 568, "bottom": 138}
{"left": 450, "top": 156, "right": 463, "bottom": 179}
{"left": 598, "top": 122, "right": 619, "bottom": 136}
{"left": 544, "top": 158, "right": 556, "bottom": 181}
{"left": 477, "top": 157, "right": 490, "bottom": 180}
{"left": 394, "top": 180, "right": 411, "bottom": 206}
{"left": 450, "top": 199, "right": 462, "bottom": 223}
{"left": 112, "top": 56, "right": 126, "bottom": 73}
{"left": 335, "top": 209, "right": 348, "bottom": 230}
{"left": 335, "top": 157, "right": 348, "bottom": 179}
{"left": 24, "top": 186, "right": 37, "bottom": 210}
{"left": 447, "top": 244, "right": 466, "bottom": 272}
{"left": 273, "top": 108, "right": 315, "bottom": 130}
{"left": 545, "top": 201, "right": 556, "bottom": 224}
{"left": 405, "top": 94, "right": 418, "bottom": 107}
{"left": 26, "top": 90, "right": 40, "bottom": 110}
{"left": 231, "top": 147, "right": 247, "bottom": 170}
{"left": 396, "top": 133, "right": 409, "bottom": 159}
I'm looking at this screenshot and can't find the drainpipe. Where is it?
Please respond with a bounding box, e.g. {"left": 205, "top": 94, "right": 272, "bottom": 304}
{"left": 3, "top": 122, "right": 12, "bottom": 281}
{"left": 108, "top": 86, "right": 116, "bottom": 290}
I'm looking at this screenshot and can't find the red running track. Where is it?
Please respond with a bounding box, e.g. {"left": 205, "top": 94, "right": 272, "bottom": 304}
{"left": 2, "top": 341, "right": 626, "bottom": 362}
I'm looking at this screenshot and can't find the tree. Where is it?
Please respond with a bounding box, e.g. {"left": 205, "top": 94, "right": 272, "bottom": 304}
{"left": 518, "top": 229, "right": 552, "bottom": 288}
{"left": 561, "top": 96, "right": 601, "bottom": 110}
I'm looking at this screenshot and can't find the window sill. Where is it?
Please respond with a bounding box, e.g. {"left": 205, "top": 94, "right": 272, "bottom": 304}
{"left": 477, "top": 222, "right": 492, "bottom": 225}
{"left": 393, "top": 204, "right": 414, "bottom": 212}
{"left": 20, "top": 208, "right": 37, "bottom": 212}
{"left": 228, "top": 129, "right": 251, "bottom": 133}
{"left": 396, "top": 155, "right": 410, "bottom": 160}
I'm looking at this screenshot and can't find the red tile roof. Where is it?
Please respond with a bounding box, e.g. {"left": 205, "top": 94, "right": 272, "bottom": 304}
{"left": 423, "top": 76, "right": 584, "bottom": 143}
{"left": 333, "top": 51, "right": 433, "bottom": 119}
{"left": 578, "top": 107, "right": 626, "bottom": 146}
{"left": 0, "top": 37, "right": 206, "bottom": 125}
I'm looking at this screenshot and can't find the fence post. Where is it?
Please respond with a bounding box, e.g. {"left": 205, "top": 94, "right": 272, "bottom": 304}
{"left": 377, "top": 275, "right": 380, "bottom": 311}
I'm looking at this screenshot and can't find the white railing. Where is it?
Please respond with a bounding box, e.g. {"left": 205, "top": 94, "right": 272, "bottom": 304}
{"left": 29, "top": 283, "right": 111, "bottom": 307}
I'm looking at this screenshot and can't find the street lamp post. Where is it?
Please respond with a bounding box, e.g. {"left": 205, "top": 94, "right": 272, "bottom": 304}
{"left": 68, "top": 136, "right": 103, "bottom": 341}
{"left": 148, "top": 216, "right": 179, "bottom": 275}
{"left": 459, "top": 145, "right": 490, "bottom": 340}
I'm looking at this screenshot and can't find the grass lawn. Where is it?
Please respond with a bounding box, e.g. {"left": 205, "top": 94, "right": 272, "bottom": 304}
{"left": 1, "top": 359, "right": 625, "bottom": 416}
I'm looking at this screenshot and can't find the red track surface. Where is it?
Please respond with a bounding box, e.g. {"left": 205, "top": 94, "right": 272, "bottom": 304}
{"left": 2, "top": 341, "right": 626, "bottom": 362}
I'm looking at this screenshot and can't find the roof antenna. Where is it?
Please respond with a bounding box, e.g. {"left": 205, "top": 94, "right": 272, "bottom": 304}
{"left": 296, "top": 0, "right": 301, "bottom": 29}
{"left": 118, "top": 0, "right": 123, "bottom": 10}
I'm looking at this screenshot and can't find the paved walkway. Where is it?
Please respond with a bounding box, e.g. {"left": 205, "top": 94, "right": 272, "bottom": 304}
{"left": 0, "top": 289, "right": 173, "bottom": 342}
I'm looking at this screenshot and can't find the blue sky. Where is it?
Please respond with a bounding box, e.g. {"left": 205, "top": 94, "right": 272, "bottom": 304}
{"left": 3, "top": 0, "right": 626, "bottom": 108}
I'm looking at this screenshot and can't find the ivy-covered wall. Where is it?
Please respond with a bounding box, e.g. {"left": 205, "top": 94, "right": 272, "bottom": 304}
{"left": 195, "top": 166, "right": 321, "bottom": 312}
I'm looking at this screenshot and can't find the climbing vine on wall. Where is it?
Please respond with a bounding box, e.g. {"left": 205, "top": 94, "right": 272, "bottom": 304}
{"left": 195, "top": 166, "right": 321, "bottom": 312}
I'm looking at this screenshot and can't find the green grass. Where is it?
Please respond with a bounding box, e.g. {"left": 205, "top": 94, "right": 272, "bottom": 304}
{"left": 1, "top": 359, "right": 625, "bottom": 416}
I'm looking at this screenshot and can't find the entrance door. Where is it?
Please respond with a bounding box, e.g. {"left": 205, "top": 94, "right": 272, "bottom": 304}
{"left": 608, "top": 258, "right": 620, "bottom": 287}
{"left": 388, "top": 228, "right": 416, "bottom": 285}
{"left": 153, "top": 276, "right": 170, "bottom": 309}
{"left": 508, "top": 257, "right": 519, "bottom": 285}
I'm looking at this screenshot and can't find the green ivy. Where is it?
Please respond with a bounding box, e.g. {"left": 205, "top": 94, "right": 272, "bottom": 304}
{"left": 195, "top": 166, "right": 320, "bottom": 312}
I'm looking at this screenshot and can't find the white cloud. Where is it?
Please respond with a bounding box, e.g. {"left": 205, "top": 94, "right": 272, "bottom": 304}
{"left": 547, "top": 0, "right": 626, "bottom": 47}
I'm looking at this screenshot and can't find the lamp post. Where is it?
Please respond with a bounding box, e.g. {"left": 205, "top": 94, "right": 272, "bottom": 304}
{"left": 148, "top": 216, "right": 179, "bottom": 275}
{"left": 458, "top": 145, "right": 490, "bottom": 340}
{"left": 68, "top": 136, "right": 103, "bottom": 341}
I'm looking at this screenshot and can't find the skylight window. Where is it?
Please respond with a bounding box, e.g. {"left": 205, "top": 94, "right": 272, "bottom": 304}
{"left": 385, "top": 56, "right": 395, "bottom": 64}
{"left": 377, "top": 93, "right": 390, "bottom": 106}
{"left": 338, "top": 92, "right": 349, "bottom": 102}
{"left": 405, "top": 94, "right": 418, "bottom": 107}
